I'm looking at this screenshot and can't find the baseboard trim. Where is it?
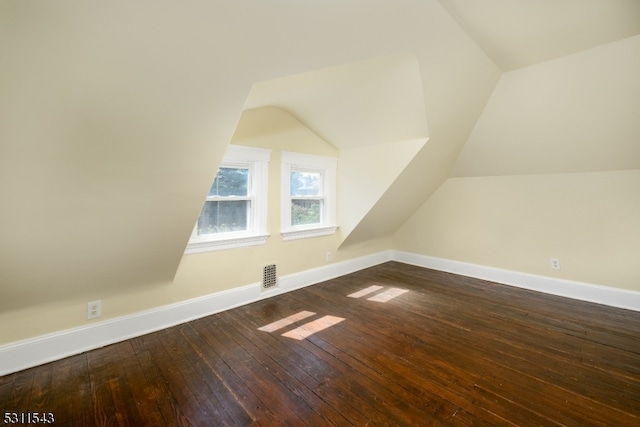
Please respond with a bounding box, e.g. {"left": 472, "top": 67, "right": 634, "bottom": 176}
{"left": 0, "top": 250, "right": 392, "bottom": 376}
{"left": 391, "top": 250, "right": 640, "bottom": 312}
{"left": 4, "top": 250, "right": 636, "bottom": 376}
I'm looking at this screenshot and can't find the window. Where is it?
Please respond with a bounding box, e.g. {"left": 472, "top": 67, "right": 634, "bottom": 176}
{"left": 186, "top": 145, "right": 271, "bottom": 253}
{"left": 281, "top": 151, "right": 337, "bottom": 240}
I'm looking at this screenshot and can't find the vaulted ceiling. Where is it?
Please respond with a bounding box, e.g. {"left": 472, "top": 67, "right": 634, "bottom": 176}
{"left": 244, "top": 54, "right": 429, "bottom": 150}
{"left": 437, "top": 0, "right": 640, "bottom": 71}
{"left": 1, "top": 0, "right": 638, "bottom": 311}
{"left": 234, "top": 0, "right": 640, "bottom": 171}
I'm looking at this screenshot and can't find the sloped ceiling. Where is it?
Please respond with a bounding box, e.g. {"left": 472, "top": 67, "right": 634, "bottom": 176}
{"left": 0, "top": 0, "right": 498, "bottom": 308}
{"left": 244, "top": 54, "right": 431, "bottom": 247}
{"left": 451, "top": 35, "right": 640, "bottom": 177}
{"left": 244, "top": 54, "right": 429, "bottom": 150}
{"left": 3, "top": 0, "right": 635, "bottom": 310}
{"left": 437, "top": 0, "right": 640, "bottom": 71}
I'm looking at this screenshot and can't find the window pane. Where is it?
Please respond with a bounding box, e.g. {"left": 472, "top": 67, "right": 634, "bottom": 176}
{"left": 197, "top": 200, "right": 248, "bottom": 234}
{"left": 291, "top": 199, "right": 322, "bottom": 226}
{"left": 290, "top": 171, "right": 321, "bottom": 196}
{"left": 209, "top": 168, "right": 249, "bottom": 197}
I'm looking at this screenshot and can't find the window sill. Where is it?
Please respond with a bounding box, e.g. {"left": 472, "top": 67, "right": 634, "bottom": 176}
{"left": 185, "top": 233, "right": 270, "bottom": 254}
{"left": 281, "top": 225, "right": 338, "bottom": 241}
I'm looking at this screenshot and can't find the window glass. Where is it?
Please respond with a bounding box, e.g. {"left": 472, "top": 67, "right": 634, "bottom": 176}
{"left": 197, "top": 166, "right": 250, "bottom": 236}
{"left": 186, "top": 145, "right": 271, "bottom": 254}
{"left": 291, "top": 199, "right": 322, "bottom": 226}
{"left": 280, "top": 151, "right": 337, "bottom": 241}
{"left": 209, "top": 167, "right": 248, "bottom": 197}
{"left": 290, "top": 171, "right": 322, "bottom": 196}
{"left": 197, "top": 200, "right": 249, "bottom": 235}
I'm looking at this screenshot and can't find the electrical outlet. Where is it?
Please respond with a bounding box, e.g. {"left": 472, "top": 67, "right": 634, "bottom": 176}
{"left": 326, "top": 252, "right": 333, "bottom": 262}
{"left": 87, "top": 300, "right": 102, "bottom": 320}
{"left": 550, "top": 258, "right": 561, "bottom": 270}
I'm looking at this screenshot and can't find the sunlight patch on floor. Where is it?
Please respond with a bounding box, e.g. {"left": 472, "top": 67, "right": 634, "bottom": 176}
{"left": 348, "top": 285, "right": 410, "bottom": 302}
{"left": 347, "top": 285, "right": 384, "bottom": 298}
{"left": 257, "top": 310, "right": 316, "bottom": 332}
{"left": 282, "top": 315, "right": 346, "bottom": 340}
{"left": 367, "top": 287, "right": 409, "bottom": 302}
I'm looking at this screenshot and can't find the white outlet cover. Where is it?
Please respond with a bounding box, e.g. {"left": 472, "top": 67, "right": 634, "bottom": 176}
{"left": 87, "top": 300, "right": 102, "bottom": 319}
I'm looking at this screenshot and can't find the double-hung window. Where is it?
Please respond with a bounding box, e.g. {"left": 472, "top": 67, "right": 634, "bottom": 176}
{"left": 281, "top": 151, "right": 337, "bottom": 240}
{"left": 186, "top": 145, "right": 271, "bottom": 253}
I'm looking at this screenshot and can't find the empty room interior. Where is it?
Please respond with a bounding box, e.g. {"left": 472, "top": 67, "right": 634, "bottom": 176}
{"left": 1, "top": 0, "right": 639, "bottom": 425}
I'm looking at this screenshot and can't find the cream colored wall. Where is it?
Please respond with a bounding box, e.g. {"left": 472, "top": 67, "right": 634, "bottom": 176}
{"left": 0, "top": 107, "right": 393, "bottom": 345}
{"left": 0, "top": 0, "right": 499, "bottom": 346}
{"left": 394, "top": 171, "right": 640, "bottom": 291}
{"left": 395, "top": 37, "right": 640, "bottom": 293}
{"left": 175, "top": 106, "right": 352, "bottom": 291}
{"left": 452, "top": 35, "right": 640, "bottom": 177}
{"left": 337, "top": 138, "right": 427, "bottom": 245}
{"left": 0, "top": 0, "right": 500, "bottom": 346}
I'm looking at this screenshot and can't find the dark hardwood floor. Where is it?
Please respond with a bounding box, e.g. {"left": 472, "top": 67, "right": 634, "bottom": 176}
{"left": 2, "top": 261, "right": 640, "bottom": 426}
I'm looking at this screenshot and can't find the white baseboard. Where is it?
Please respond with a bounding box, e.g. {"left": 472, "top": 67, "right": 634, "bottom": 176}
{"left": 3, "top": 249, "right": 636, "bottom": 376}
{"left": 0, "top": 250, "right": 393, "bottom": 376}
{"left": 391, "top": 250, "right": 640, "bottom": 312}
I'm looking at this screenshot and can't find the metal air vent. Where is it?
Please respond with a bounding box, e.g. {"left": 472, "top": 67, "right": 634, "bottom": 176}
{"left": 262, "top": 264, "right": 278, "bottom": 290}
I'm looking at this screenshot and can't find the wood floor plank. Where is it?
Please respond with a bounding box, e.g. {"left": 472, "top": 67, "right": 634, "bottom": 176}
{"left": 178, "top": 324, "right": 256, "bottom": 426}
{"left": 302, "top": 262, "right": 628, "bottom": 422}
{"left": 1, "top": 261, "right": 639, "bottom": 426}
{"left": 290, "top": 284, "right": 551, "bottom": 426}
{"left": 140, "top": 330, "right": 218, "bottom": 426}
{"left": 279, "top": 291, "right": 478, "bottom": 426}
{"left": 236, "top": 297, "right": 437, "bottom": 426}
{"left": 29, "top": 362, "right": 53, "bottom": 415}
{"left": 0, "top": 372, "right": 16, "bottom": 416}
{"left": 202, "top": 313, "right": 322, "bottom": 426}
{"left": 228, "top": 306, "right": 371, "bottom": 426}
{"left": 7, "top": 368, "right": 35, "bottom": 414}
{"left": 215, "top": 310, "right": 352, "bottom": 426}
{"left": 49, "top": 354, "right": 93, "bottom": 427}
{"left": 109, "top": 341, "right": 168, "bottom": 427}
{"left": 232, "top": 301, "right": 466, "bottom": 426}
{"left": 129, "top": 335, "right": 193, "bottom": 427}
{"left": 346, "top": 264, "right": 640, "bottom": 379}
{"left": 86, "top": 346, "right": 123, "bottom": 426}
{"left": 188, "top": 316, "right": 284, "bottom": 426}
{"left": 162, "top": 325, "right": 238, "bottom": 424}
{"left": 368, "top": 281, "right": 640, "bottom": 415}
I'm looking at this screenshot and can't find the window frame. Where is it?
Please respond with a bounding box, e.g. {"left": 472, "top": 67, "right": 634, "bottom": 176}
{"left": 281, "top": 151, "right": 337, "bottom": 241}
{"left": 185, "top": 145, "right": 271, "bottom": 254}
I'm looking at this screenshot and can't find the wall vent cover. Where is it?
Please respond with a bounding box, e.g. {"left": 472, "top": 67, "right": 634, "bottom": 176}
{"left": 262, "top": 264, "right": 278, "bottom": 290}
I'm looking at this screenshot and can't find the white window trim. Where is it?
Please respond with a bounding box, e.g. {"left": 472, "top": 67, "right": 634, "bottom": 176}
{"left": 281, "top": 151, "right": 337, "bottom": 241}
{"left": 185, "top": 145, "right": 271, "bottom": 254}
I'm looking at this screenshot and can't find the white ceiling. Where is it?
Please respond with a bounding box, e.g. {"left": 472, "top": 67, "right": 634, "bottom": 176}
{"left": 437, "top": 0, "right": 640, "bottom": 70}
